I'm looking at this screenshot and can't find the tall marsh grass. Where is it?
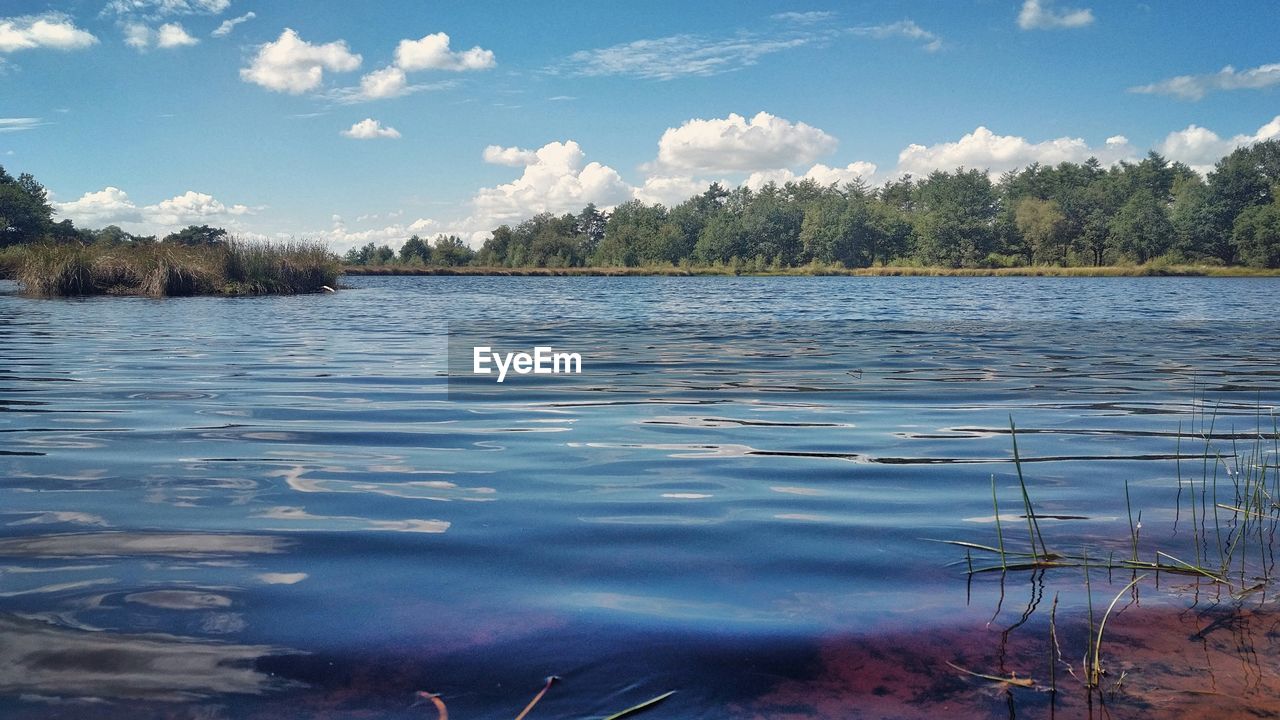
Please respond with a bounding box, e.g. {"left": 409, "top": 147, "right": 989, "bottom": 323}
{"left": 12, "top": 240, "right": 340, "bottom": 297}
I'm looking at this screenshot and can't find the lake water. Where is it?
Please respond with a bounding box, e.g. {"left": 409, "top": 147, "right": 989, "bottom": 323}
{"left": 2, "top": 276, "right": 1279, "bottom": 718}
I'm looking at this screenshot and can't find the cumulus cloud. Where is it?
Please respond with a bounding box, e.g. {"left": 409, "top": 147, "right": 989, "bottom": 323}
{"left": 655, "top": 111, "right": 838, "bottom": 174}
{"left": 470, "top": 141, "right": 633, "bottom": 227}
{"left": 310, "top": 215, "right": 467, "bottom": 255}
{"left": 894, "top": 126, "right": 1135, "bottom": 178}
{"left": 849, "top": 20, "right": 942, "bottom": 52}
{"left": 55, "top": 187, "right": 251, "bottom": 229}
{"left": 240, "top": 29, "right": 361, "bottom": 94}
{"left": 56, "top": 187, "right": 144, "bottom": 225}
{"left": 122, "top": 22, "right": 149, "bottom": 49}
{"left": 341, "top": 118, "right": 401, "bottom": 139}
{"left": 331, "top": 32, "right": 492, "bottom": 102}
{"left": 211, "top": 11, "right": 254, "bottom": 38}
{"left": 1130, "top": 62, "right": 1280, "bottom": 101}
{"left": 1157, "top": 115, "right": 1280, "bottom": 175}
{"left": 156, "top": 22, "right": 197, "bottom": 48}
{"left": 746, "top": 161, "right": 879, "bottom": 189}
{"left": 1017, "top": 0, "right": 1094, "bottom": 30}
{"left": 147, "top": 190, "right": 250, "bottom": 225}
{"left": 123, "top": 21, "right": 197, "bottom": 50}
{"left": 634, "top": 175, "right": 719, "bottom": 207}
{"left": 482, "top": 144, "right": 539, "bottom": 166}
{"left": 356, "top": 66, "right": 408, "bottom": 99}
{"left": 0, "top": 13, "right": 98, "bottom": 53}
{"left": 395, "top": 32, "right": 495, "bottom": 72}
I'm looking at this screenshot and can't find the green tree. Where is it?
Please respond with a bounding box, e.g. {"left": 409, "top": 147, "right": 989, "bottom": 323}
{"left": 1014, "top": 197, "right": 1069, "bottom": 265}
{"left": 913, "top": 169, "right": 997, "bottom": 267}
{"left": 344, "top": 242, "right": 375, "bottom": 265}
{"left": 1109, "top": 190, "right": 1173, "bottom": 263}
{"left": 1232, "top": 200, "right": 1280, "bottom": 268}
{"left": 400, "top": 235, "right": 431, "bottom": 264}
{"left": 164, "top": 225, "right": 227, "bottom": 246}
{"left": 0, "top": 166, "right": 55, "bottom": 246}
{"left": 575, "top": 204, "right": 608, "bottom": 260}
{"left": 431, "top": 234, "right": 476, "bottom": 266}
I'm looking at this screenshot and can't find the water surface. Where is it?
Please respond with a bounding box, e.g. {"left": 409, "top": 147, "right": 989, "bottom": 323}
{"left": 1, "top": 276, "right": 1278, "bottom": 718}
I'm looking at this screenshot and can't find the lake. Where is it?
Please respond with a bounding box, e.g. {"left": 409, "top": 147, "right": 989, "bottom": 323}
{"left": 2, "top": 275, "right": 1279, "bottom": 718}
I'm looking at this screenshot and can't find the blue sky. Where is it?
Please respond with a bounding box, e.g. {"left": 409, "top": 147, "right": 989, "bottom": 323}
{"left": 2, "top": 0, "right": 1278, "bottom": 251}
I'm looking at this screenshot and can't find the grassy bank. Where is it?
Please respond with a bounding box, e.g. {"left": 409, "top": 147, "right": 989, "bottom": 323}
{"left": 10, "top": 241, "right": 340, "bottom": 297}
{"left": 343, "top": 263, "right": 1280, "bottom": 278}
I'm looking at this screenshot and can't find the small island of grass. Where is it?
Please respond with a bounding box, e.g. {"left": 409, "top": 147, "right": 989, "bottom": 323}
{"left": 2, "top": 238, "right": 339, "bottom": 297}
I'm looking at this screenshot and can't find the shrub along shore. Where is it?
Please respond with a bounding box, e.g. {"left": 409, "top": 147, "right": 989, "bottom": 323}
{"left": 343, "top": 263, "right": 1280, "bottom": 277}
{"left": 2, "top": 240, "right": 340, "bottom": 297}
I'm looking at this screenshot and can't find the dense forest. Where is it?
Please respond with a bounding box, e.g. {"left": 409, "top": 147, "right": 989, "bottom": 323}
{"left": 344, "top": 141, "right": 1280, "bottom": 270}
{"left": 4, "top": 141, "right": 1280, "bottom": 271}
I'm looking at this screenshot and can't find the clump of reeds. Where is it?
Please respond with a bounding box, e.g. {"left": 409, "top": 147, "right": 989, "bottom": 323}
{"left": 16, "top": 243, "right": 95, "bottom": 296}
{"left": 12, "top": 239, "right": 340, "bottom": 297}
{"left": 944, "top": 402, "right": 1279, "bottom": 701}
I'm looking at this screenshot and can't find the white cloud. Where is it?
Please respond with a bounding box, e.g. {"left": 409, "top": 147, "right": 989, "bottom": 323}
{"left": 55, "top": 187, "right": 251, "bottom": 229}
{"left": 147, "top": 190, "right": 250, "bottom": 225}
{"left": 122, "top": 22, "right": 150, "bottom": 49}
{"left": 211, "top": 11, "right": 254, "bottom": 38}
{"left": 655, "top": 111, "right": 837, "bottom": 174}
{"left": 746, "top": 161, "right": 879, "bottom": 189}
{"left": 849, "top": 20, "right": 942, "bottom": 52}
{"left": 634, "top": 175, "right": 717, "bottom": 207}
{"left": 102, "top": 0, "right": 230, "bottom": 18}
{"left": 558, "top": 33, "right": 812, "bottom": 80}
{"left": 1130, "top": 63, "right": 1280, "bottom": 101}
{"left": 0, "top": 117, "right": 46, "bottom": 133}
{"left": 306, "top": 215, "right": 447, "bottom": 255}
{"left": 357, "top": 66, "right": 408, "bottom": 99}
{"left": 771, "top": 11, "right": 836, "bottom": 24}
{"left": 0, "top": 13, "right": 98, "bottom": 53}
{"left": 482, "top": 144, "right": 539, "bottom": 166}
{"left": 56, "top": 187, "right": 143, "bottom": 225}
{"left": 122, "top": 21, "right": 197, "bottom": 50}
{"left": 470, "top": 140, "right": 633, "bottom": 227}
{"left": 1157, "top": 115, "right": 1280, "bottom": 175}
{"left": 240, "top": 29, "right": 362, "bottom": 94}
{"left": 395, "top": 32, "right": 495, "bottom": 72}
{"left": 157, "top": 22, "right": 197, "bottom": 47}
{"left": 894, "top": 126, "right": 1134, "bottom": 178}
{"left": 1018, "top": 0, "right": 1094, "bottom": 30}
{"left": 341, "top": 118, "right": 401, "bottom": 139}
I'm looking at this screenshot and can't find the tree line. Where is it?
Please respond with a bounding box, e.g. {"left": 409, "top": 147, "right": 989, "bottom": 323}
{"left": 6, "top": 140, "right": 1279, "bottom": 269}
{"left": 347, "top": 140, "right": 1280, "bottom": 270}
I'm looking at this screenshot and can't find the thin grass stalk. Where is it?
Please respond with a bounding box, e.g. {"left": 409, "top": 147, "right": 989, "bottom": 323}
{"left": 1083, "top": 547, "right": 1094, "bottom": 683}
{"left": 1010, "top": 418, "right": 1048, "bottom": 560}
{"left": 992, "top": 474, "right": 1007, "bottom": 571}
{"left": 1125, "top": 479, "right": 1138, "bottom": 563}
{"left": 1090, "top": 574, "right": 1146, "bottom": 688}
{"left": 1048, "top": 592, "right": 1059, "bottom": 695}
{"left": 513, "top": 676, "right": 558, "bottom": 720}
{"left": 601, "top": 691, "right": 677, "bottom": 720}
{"left": 1175, "top": 420, "right": 1184, "bottom": 534}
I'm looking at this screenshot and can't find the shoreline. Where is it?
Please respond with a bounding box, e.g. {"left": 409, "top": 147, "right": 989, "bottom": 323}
{"left": 343, "top": 264, "right": 1280, "bottom": 278}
